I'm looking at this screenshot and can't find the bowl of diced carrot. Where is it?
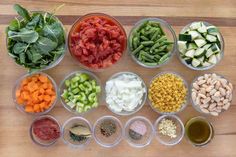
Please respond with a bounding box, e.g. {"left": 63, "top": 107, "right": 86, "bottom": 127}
{"left": 13, "top": 72, "right": 58, "bottom": 115}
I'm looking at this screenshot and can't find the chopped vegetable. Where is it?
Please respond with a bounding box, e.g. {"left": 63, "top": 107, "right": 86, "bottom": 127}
{"left": 129, "top": 120, "right": 147, "bottom": 140}
{"left": 68, "top": 14, "right": 127, "bottom": 69}
{"left": 69, "top": 125, "right": 91, "bottom": 142}
{"left": 15, "top": 73, "right": 56, "bottom": 113}
{"left": 149, "top": 73, "right": 187, "bottom": 113}
{"left": 61, "top": 72, "right": 101, "bottom": 113}
{"left": 6, "top": 4, "right": 65, "bottom": 72}
{"left": 129, "top": 20, "right": 174, "bottom": 66}
{"left": 178, "top": 21, "right": 222, "bottom": 69}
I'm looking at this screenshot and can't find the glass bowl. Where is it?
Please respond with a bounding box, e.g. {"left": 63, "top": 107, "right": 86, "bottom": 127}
{"left": 6, "top": 11, "right": 66, "bottom": 72}
{"left": 177, "top": 21, "right": 224, "bottom": 71}
{"left": 59, "top": 70, "right": 102, "bottom": 115}
{"left": 105, "top": 71, "right": 147, "bottom": 116}
{"left": 191, "top": 73, "right": 233, "bottom": 116}
{"left": 148, "top": 71, "right": 189, "bottom": 115}
{"left": 93, "top": 116, "right": 123, "bottom": 147}
{"left": 29, "top": 115, "right": 61, "bottom": 147}
{"left": 67, "top": 13, "right": 127, "bottom": 72}
{"left": 185, "top": 116, "right": 214, "bottom": 147}
{"left": 154, "top": 115, "right": 184, "bottom": 146}
{"left": 62, "top": 116, "right": 93, "bottom": 148}
{"left": 124, "top": 116, "right": 154, "bottom": 148}
{"left": 12, "top": 72, "right": 58, "bottom": 116}
{"left": 128, "top": 18, "right": 177, "bottom": 68}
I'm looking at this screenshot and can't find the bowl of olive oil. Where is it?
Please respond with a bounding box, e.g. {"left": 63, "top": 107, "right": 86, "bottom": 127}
{"left": 185, "top": 116, "right": 214, "bottom": 147}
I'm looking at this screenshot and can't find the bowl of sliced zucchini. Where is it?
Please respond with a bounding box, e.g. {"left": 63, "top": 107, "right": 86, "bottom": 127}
{"left": 177, "top": 21, "right": 224, "bottom": 70}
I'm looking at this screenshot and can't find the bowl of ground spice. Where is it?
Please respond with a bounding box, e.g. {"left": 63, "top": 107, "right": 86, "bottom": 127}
{"left": 124, "top": 116, "right": 154, "bottom": 148}
{"left": 62, "top": 117, "right": 92, "bottom": 148}
{"left": 93, "top": 116, "right": 122, "bottom": 147}
{"left": 30, "top": 115, "right": 61, "bottom": 147}
{"left": 154, "top": 115, "right": 185, "bottom": 146}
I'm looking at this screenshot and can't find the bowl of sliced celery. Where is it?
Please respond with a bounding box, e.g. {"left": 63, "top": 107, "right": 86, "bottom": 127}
{"left": 177, "top": 21, "right": 224, "bottom": 70}
{"left": 59, "top": 71, "right": 102, "bottom": 114}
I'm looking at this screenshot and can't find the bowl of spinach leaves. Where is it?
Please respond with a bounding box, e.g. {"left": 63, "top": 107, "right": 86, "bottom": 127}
{"left": 6, "top": 4, "right": 66, "bottom": 72}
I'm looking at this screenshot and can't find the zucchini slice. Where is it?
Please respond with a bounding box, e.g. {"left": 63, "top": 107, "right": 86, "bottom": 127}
{"left": 185, "top": 49, "right": 195, "bottom": 58}
{"left": 194, "top": 48, "right": 206, "bottom": 57}
{"left": 179, "top": 34, "right": 192, "bottom": 41}
{"left": 206, "top": 34, "right": 217, "bottom": 42}
{"left": 192, "top": 58, "right": 201, "bottom": 67}
{"left": 194, "top": 39, "right": 207, "bottom": 47}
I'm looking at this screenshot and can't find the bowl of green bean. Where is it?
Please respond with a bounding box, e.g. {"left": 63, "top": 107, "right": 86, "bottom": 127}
{"left": 128, "top": 18, "right": 177, "bottom": 68}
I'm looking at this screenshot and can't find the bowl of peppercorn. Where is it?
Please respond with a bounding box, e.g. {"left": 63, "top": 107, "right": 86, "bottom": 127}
{"left": 93, "top": 115, "right": 123, "bottom": 148}
{"left": 62, "top": 116, "right": 92, "bottom": 148}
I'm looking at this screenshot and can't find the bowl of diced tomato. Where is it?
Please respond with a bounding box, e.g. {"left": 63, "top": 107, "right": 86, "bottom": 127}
{"left": 68, "top": 13, "right": 127, "bottom": 71}
{"left": 13, "top": 72, "right": 58, "bottom": 115}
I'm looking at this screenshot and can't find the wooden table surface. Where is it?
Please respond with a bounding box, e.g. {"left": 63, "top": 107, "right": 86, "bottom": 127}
{"left": 0, "top": 0, "right": 236, "bottom": 157}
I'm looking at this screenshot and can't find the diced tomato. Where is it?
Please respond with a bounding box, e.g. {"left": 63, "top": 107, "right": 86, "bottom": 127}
{"left": 68, "top": 14, "right": 127, "bottom": 69}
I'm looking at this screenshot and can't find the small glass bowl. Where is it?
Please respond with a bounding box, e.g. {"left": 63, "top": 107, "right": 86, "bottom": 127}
{"left": 177, "top": 21, "right": 224, "bottom": 71}
{"left": 29, "top": 115, "right": 61, "bottom": 147}
{"left": 124, "top": 116, "right": 154, "bottom": 148}
{"left": 185, "top": 116, "right": 214, "bottom": 147}
{"left": 6, "top": 11, "right": 66, "bottom": 72}
{"left": 128, "top": 18, "right": 177, "bottom": 68}
{"left": 62, "top": 116, "right": 93, "bottom": 148}
{"left": 148, "top": 71, "right": 189, "bottom": 115}
{"left": 93, "top": 116, "right": 123, "bottom": 148}
{"left": 154, "top": 115, "right": 185, "bottom": 146}
{"left": 12, "top": 72, "right": 58, "bottom": 116}
{"left": 105, "top": 71, "right": 147, "bottom": 116}
{"left": 59, "top": 70, "right": 102, "bottom": 115}
{"left": 191, "top": 73, "right": 233, "bottom": 116}
{"left": 67, "top": 13, "right": 127, "bottom": 72}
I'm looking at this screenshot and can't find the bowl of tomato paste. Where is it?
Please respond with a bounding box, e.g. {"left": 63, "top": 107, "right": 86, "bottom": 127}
{"left": 30, "top": 115, "right": 61, "bottom": 147}
{"left": 68, "top": 13, "right": 127, "bottom": 71}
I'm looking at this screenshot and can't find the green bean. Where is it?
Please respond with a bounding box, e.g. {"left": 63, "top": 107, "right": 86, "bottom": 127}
{"left": 132, "top": 44, "right": 144, "bottom": 55}
{"left": 137, "top": 21, "right": 149, "bottom": 31}
{"left": 141, "top": 41, "right": 154, "bottom": 46}
{"left": 140, "top": 35, "right": 149, "bottom": 41}
{"left": 133, "top": 37, "right": 139, "bottom": 49}
{"left": 143, "top": 62, "right": 158, "bottom": 66}
{"left": 158, "top": 53, "right": 170, "bottom": 64}
{"left": 140, "top": 50, "right": 155, "bottom": 59}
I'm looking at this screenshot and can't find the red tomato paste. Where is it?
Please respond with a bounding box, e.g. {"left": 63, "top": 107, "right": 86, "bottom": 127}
{"left": 68, "top": 14, "right": 127, "bottom": 69}
{"left": 32, "top": 118, "right": 60, "bottom": 141}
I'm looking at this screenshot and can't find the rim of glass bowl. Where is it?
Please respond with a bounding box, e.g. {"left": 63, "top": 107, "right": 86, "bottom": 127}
{"left": 29, "top": 114, "right": 61, "bottom": 147}
{"left": 93, "top": 115, "right": 123, "bottom": 148}
{"left": 62, "top": 116, "right": 93, "bottom": 148}
{"left": 127, "top": 17, "right": 177, "bottom": 68}
{"left": 185, "top": 116, "right": 214, "bottom": 147}
{"left": 59, "top": 70, "right": 102, "bottom": 115}
{"left": 124, "top": 116, "right": 154, "bottom": 148}
{"left": 148, "top": 71, "right": 189, "bottom": 115}
{"left": 67, "top": 12, "right": 127, "bottom": 72}
{"left": 177, "top": 21, "right": 224, "bottom": 71}
{"left": 6, "top": 11, "right": 67, "bottom": 72}
{"left": 190, "top": 73, "right": 233, "bottom": 116}
{"left": 105, "top": 71, "right": 147, "bottom": 116}
{"left": 12, "top": 72, "right": 58, "bottom": 116}
{"left": 154, "top": 114, "right": 185, "bottom": 146}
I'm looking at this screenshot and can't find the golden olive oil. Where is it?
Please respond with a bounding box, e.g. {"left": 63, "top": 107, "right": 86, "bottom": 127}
{"left": 185, "top": 117, "right": 213, "bottom": 146}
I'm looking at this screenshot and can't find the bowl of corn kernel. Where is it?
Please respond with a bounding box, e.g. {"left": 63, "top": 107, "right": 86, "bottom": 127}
{"left": 148, "top": 72, "right": 188, "bottom": 114}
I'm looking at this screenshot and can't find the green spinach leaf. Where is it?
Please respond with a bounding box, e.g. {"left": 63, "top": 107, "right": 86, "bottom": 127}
{"left": 8, "top": 29, "right": 39, "bottom": 43}
{"left": 13, "top": 4, "right": 31, "bottom": 22}
{"left": 35, "top": 36, "right": 57, "bottom": 54}
{"left": 12, "top": 42, "right": 28, "bottom": 54}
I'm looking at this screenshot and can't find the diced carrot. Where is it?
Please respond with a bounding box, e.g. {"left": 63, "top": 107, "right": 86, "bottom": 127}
{"left": 45, "top": 89, "right": 55, "bottom": 96}
{"left": 39, "top": 102, "right": 46, "bottom": 109}
{"left": 17, "top": 97, "right": 24, "bottom": 105}
{"left": 22, "top": 91, "right": 30, "bottom": 100}
{"left": 44, "top": 95, "right": 51, "bottom": 102}
{"left": 51, "top": 95, "right": 56, "bottom": 102}
{"left": 38, "top": 75, "right": 48, "bottom": 83}
{"left": 21, "top": 79, "right": 28, "bottom": 86}
{"left": 47, "top": 83, "right": 53, "bottom": 89}
{"left": 33, "top": 104, "right": 40, "bottom": 111}
{"left": 42, "top": 83, "right": 48, "bottom": 89}
{"left": 38, "top": 94, "right": 44, "bottom": 101}
{"left": 39, "top": 88, "right": 45, "bottom": 94}
{"left": 16, "top": 89, "right": 21, "bottom": 97}
{"left": 25, "top": 106, "right": 34, "bottom": 113}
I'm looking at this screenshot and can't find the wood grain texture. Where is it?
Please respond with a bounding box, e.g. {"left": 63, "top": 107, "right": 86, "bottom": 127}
{"left": 0, "top": 1, "right": 236, "bottom": 157}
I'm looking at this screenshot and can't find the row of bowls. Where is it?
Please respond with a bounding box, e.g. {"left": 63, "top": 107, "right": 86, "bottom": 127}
{"left": 31, "top": 114, "right": 194, "bottom": 148}
{"left": 7, "top": 12, "right": 224, "bottom": 72}
{"left": 13, "top": 70, "right": 232, "bottom": 117}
